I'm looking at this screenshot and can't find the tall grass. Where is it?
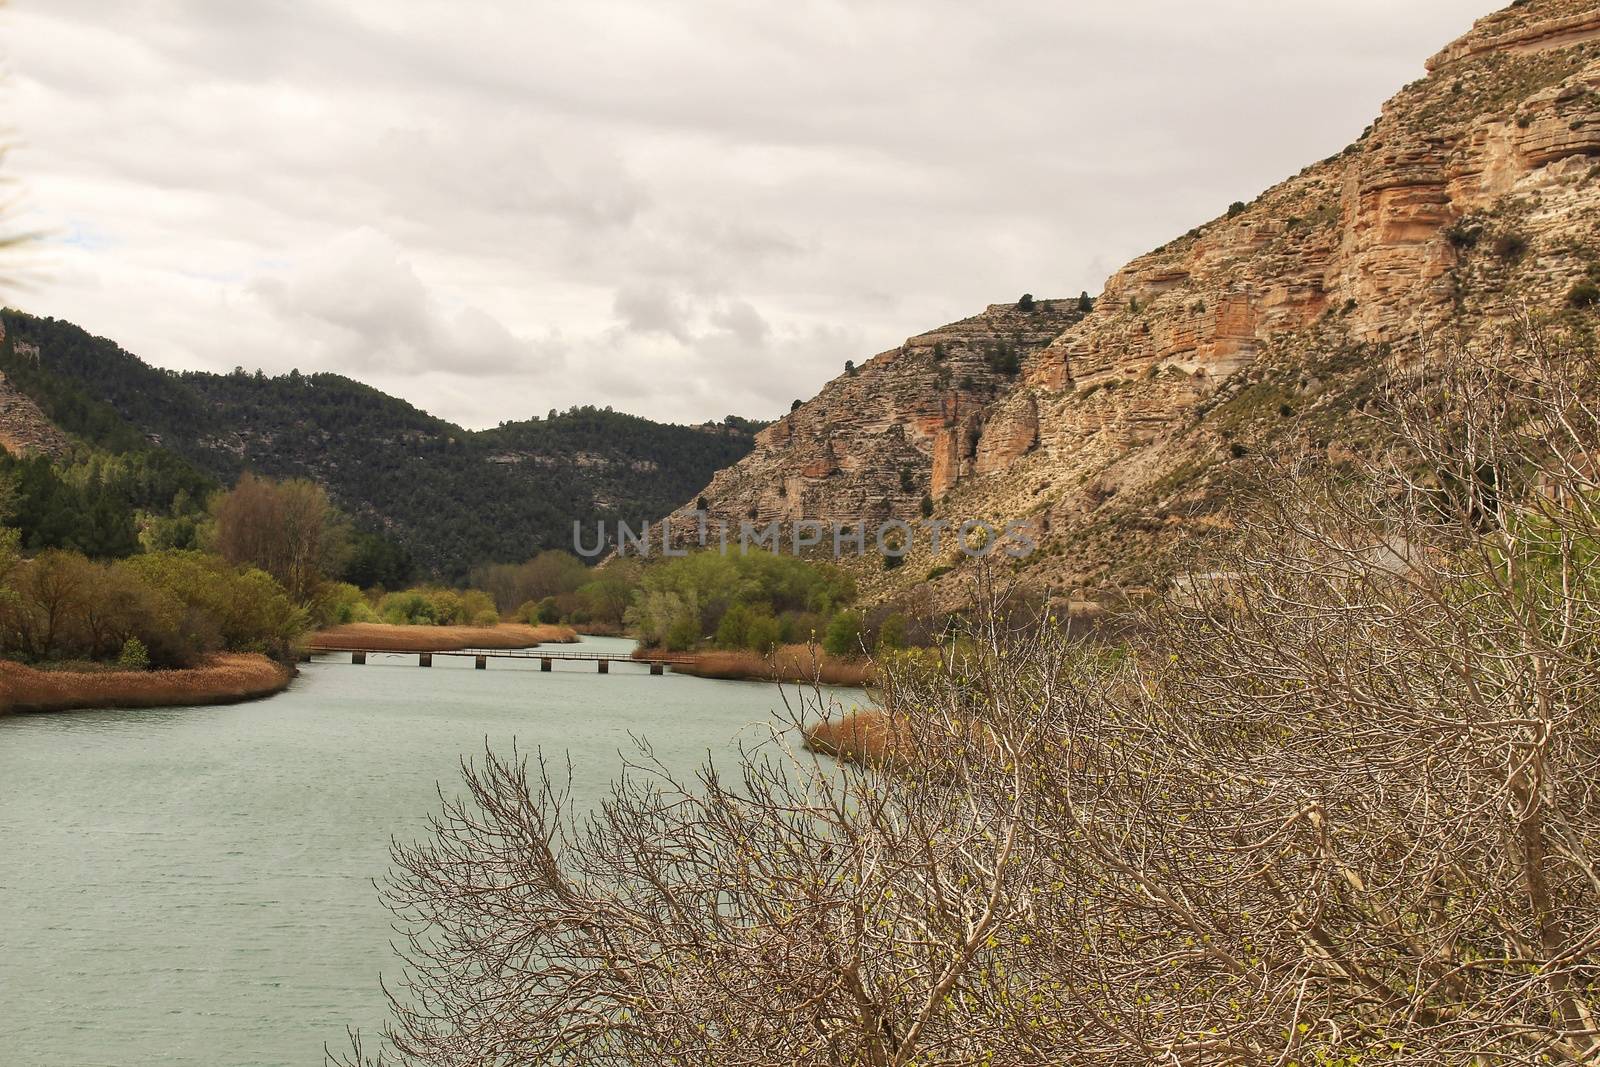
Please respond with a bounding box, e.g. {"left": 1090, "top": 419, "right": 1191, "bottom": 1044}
{"left": 802, "top": 707, "right": 898, "bottom": 765}
{"left": 307, "top": 621, "right": 577, "bottom": 652}
{"left": 655, "top": 643, "right": 873, "bottom": 686}
{"left": 0, "top": 654, "right": 292, "bottom": 714}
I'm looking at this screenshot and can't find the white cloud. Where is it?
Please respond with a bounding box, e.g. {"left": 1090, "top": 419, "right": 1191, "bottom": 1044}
{"left": 2, "top": 0, "right": 1488, "bottom": 427}
{"left": 244, "top": 228, "right": 551, "bottom": 376}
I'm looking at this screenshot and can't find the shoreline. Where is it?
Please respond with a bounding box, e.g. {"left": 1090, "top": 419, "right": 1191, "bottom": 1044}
{"left": 306, "top": 622, "right": 579, "bottom": 653}
{"left": 639, "top": 644, "right": 874, "bottom": 687}
{"left": 0, "top": 654, "right": 294, "bottom": 716}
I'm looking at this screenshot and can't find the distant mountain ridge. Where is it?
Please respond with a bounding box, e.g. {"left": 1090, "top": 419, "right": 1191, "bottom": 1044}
{"left": 0, "top": 310, "right": 761, "bottom": 579}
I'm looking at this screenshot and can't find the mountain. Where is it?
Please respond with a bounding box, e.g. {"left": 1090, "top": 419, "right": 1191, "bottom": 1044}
{"left": 673, "top": 0, "right": 1600, "bottom": 605}
{"left": 0, "top": 311, "right": 760, "bottom": 579}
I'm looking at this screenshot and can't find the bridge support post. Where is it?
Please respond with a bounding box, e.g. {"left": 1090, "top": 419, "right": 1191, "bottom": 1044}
{"left": 598, "top": 659, "right": 609, "bottom": 674}
{"left": 541, "top": 657, "right": 552, "bottom": 672}
{"left": 650, "top": 662, "right": 664, "bottom": 676}
{"left": 352, "top": 651, "right": 367, "bottom": 666}
{"left": 419, "top": 653, "right": 432, "bottom": 668}
{"left": 475, "top": 654, "right": 487, "bottom": 670}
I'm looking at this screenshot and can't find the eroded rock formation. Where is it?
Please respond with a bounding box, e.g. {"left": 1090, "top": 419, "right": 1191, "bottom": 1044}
{"left": 0, "top": 371, "right": 69, "bottom": 458}
{"left": 677, "top": 0, "right": 1600, "bottom": 605}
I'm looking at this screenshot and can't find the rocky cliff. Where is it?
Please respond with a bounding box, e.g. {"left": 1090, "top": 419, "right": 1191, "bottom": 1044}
{"left": 0, "top": 319, "right": 68, "bottom": 458}
{"left": 675, "top": 0, "right": 1600, "bottom": 607}
{"left": 677, "top": 299, "right": 1084, "bottom": 533}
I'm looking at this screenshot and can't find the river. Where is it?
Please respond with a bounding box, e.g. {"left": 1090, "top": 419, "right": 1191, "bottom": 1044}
{"left": 0, "top": 636, "right": 863, "bottom": 1066}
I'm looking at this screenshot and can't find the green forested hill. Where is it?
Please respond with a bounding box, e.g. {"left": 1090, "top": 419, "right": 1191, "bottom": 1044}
{"left": 0, "top": 310, "right": 760, "bottom": 579}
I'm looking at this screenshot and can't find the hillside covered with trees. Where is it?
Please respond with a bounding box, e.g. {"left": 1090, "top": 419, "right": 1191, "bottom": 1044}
{"left": 0, "top": 310, "right": 762, "bottom": 579}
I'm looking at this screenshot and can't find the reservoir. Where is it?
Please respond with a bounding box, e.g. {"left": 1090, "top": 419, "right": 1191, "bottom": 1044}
{"left": 0, "top": 637, "right": 861, "bottom": 1066}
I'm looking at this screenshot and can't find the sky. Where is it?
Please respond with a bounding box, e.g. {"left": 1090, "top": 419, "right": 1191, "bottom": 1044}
{"left": 4, "top": 0, "right": 1489, "bottom": 429}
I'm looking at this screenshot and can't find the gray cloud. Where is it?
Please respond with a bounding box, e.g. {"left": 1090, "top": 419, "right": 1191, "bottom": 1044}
{"left": 5, "top": 0, "right": 1487, "bottom": 427}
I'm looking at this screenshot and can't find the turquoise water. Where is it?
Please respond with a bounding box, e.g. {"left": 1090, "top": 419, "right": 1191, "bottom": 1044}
{"left": 0, "top": 637, "right": 859, "bottom": 1066}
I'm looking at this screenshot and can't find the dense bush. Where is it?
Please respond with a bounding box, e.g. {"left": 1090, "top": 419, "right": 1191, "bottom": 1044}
{"left": 340, "top": 325, "right": 1600, "bottom": 1066}
{"left": 378, "top": 587, "right": 499, "bottom": 627}
{"left": 311, "top": 582, "right": 377, "bottom": 626}
{"left": 713, "top": 602, "right": 782, "bottom": 653}
{"left": 628, "top": 552, "right": 855, "bottom": 652}
{"left": 472, "top": 551, "right": 590, "bottom": 613}
{"left": 0, "top": 537, "right": 307, "bottom": 667}
{"left": 515, "top": 597, "right": 562, "bottom": 625}
{"left": 571, "top": 559, "right": 641, "bottom": 628}
{"left": 124, "top": 550, "right": 307, "bottom": 661}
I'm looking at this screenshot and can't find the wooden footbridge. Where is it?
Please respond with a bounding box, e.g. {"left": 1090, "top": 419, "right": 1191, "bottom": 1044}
{"left": 305, "top": 646, "right": 693, "bottom": 675}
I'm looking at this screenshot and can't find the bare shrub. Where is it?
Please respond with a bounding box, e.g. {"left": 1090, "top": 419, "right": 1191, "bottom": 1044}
{"left": 339, "top": 320, "right": 1600, "bottom": 1065}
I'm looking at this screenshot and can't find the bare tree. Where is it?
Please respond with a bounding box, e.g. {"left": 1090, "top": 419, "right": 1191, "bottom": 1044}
{"left": 339, "top": 318, "right": 1600, "bottom": 1065}
{"left": 211, "top": 472, "right": 348, "bottom": 603}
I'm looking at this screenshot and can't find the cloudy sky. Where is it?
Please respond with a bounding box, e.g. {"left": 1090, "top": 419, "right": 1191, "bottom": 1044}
{"left": 7, "top": 0, "right": 1485, "bottom": 429}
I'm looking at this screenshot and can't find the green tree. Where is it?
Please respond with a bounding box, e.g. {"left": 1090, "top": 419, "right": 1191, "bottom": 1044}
{"left": 823, "top": 610, "right": 864, "bottom": 657}
{"left": 342, "top": 530, "right": 413, "bottom": 590}
{"left": 117, "top": 636, "right": 150, "bottom": 671}
{"left": 877, "top": 612, "right": 908, "bottom": 650}
{"left": 745, "top": 611, "right": 782, "bottom": 654}
{"left": 124, "top": 550, "right": 306, "bottom": 661}
{"left": 0, "top": 466, "right": 16, "bottom": 525}
{"left": 626, "top": 551, "right": 855, "bottom": 650}
{"left": 575, "top": 559, "right": 641, "bottom": 629}
{"left": 473, "top": 550, "right": 589, "bottom": 613}
{"left": 715, "top": 602, "right": 753, "bottom": 649}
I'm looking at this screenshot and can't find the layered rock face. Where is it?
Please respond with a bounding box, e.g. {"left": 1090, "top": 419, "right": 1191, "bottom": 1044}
{"left": 670, "top": 300, "right": 1082, "bottom": 531}
{"left": 677, "top": 0, "right": 1600, "bottom": 604}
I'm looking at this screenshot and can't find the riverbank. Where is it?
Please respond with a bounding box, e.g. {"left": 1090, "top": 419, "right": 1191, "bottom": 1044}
{"left": 306, "top": 622, "right": 578, "bottom": 652}
{"left": 646, "top": 644, "right": 873, "bottom": 687}
{"left": 0, "top": 654, "right": 294, "bottom": 715}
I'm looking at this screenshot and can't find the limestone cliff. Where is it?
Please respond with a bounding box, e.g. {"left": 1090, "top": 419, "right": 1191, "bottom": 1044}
{"left": 675, "top": 0, "right": 1600, "bottom": 607}
{"left": 674, "top": 299, "right": 1083, "bottom": 530}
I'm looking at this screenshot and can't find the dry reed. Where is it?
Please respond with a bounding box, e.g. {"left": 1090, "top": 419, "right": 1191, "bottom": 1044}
{"left": 307, "top": 622, "right": 578, "bottom": 652}
{"left": 802, "top": 707, "right": 900, "bottom": 765}
{"left": 646, "top": 643, "right": 873, "bottom": 686}
{"left": 0, "top": 654, "right": 293, "bottom": 715}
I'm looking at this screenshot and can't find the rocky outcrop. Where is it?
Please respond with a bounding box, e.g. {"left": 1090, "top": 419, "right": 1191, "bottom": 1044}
{"left": 974, "top": 391, "right": 1039, "bottom": 478}
{"left": 676, "top": 0, "right": 1600, "bottom": 604}
{"left": 670, "top": 300, "right": 1083, "bottom": 528}
{"left": 0, "top": 370, "right": 69, "bottom": 458}
{"left": 1429, "top": 4, "right": 1600, "bottom": 70}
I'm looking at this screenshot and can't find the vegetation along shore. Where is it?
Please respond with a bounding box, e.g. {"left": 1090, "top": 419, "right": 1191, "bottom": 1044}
{"left": 0, "top": 653, "right": 291, "bottom": 715}
{"left": 307, "top": 622, "right": 577, "bottom": 653}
